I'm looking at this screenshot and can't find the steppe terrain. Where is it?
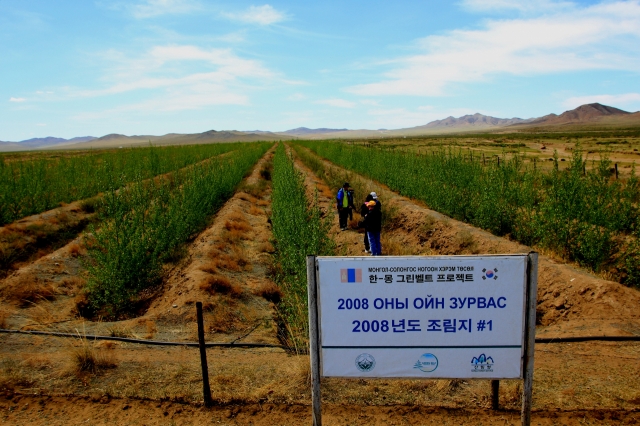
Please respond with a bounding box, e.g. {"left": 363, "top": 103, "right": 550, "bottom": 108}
{"left": 1, "top": 131, "right": 640, "bottom": 424}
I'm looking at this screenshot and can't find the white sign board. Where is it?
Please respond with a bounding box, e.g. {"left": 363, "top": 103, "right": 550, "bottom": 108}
{"left": 316, "top": 255, "right": 528, "bottom": 379}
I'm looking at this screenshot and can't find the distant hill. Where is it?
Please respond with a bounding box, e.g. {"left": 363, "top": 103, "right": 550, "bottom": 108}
{"left": 2, "top": 103, "right": 640, "bottom": 152}
{"left": 282, "top": 127, "right": 348, "bottom": 136}
{"left": 0, "top": 136, "right": 97, "bottom": 152}
{"left": 415, "top": 113, "right": 530, "bottom": 130}
{"left": 524, "top": 103, "right": 631, "bottom": 126}
{"left": 61, "top": 129, "right": 285, "bottom": 150}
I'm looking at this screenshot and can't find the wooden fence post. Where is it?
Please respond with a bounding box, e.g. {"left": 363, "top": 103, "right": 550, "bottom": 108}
{"left": 491, "top": 380, "right": 500, "bottom": 410}
{"left": 196, "top": 302, "right": 213, "bottom": 407}
{"left": 615, "top": 163, "right": 619, "bottom": 179}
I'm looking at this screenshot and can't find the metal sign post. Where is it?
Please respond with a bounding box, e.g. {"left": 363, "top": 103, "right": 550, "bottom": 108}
{"left": 307, "top": 253, "right": 538, "bottom": 426}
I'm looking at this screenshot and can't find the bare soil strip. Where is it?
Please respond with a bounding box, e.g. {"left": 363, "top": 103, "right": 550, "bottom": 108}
{"left": 2, "top": 392, "right": 640, "bottom": 426}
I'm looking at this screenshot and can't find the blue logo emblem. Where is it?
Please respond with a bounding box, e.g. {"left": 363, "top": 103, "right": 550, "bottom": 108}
{"left": 355, "top": 353, "right": 376, "bottom": 372}
{"left": 471, "top": 353, "right": 494, "bottom": 372}
{"left": 414, "top": 353, "right": 438, "bottom": 372}
{"left": 482, "top": 268, "right": 498, "bottom": 280}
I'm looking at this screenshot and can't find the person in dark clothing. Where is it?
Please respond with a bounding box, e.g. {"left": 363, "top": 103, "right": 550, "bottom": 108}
{"left": 363, "top": 200, "right": 382, "bottom": 255}
{"left": 360, "top": 194, "right": 374, "bottom": 253}
{"left": 347, "top": 187, "right": 355, "bottom": 221}
{"left": 336, "top": 182, "right": 354, "bottom": 231}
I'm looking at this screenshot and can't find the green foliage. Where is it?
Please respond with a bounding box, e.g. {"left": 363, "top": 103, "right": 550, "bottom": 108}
{"left": 85, "top": 143, "right": 270, "bottom": 314}
{"left": 298, "top": 141, "right": 640, "bottom": 283}
{"left": 0, "top": 143, "right": 243, "bottom": 226}
{"left": 270, "top": 144, "right": 334, "bottom": 347}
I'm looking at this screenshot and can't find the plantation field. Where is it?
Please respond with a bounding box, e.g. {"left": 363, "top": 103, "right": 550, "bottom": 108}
{"left": 1, "top": 140, "right": 639, "bottom": 425}
{"left": 340, "top": 129, "right": 640, "bottom": 176}
{"left": 297, "top": 139, "right": 640, "bottom": 288}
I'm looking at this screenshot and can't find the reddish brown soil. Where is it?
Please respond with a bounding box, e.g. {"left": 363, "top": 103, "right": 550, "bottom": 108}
{"left": 2, "top": 392, "right": 639, "bottom": 425}
{"left": 0, "top": 200, "right": 95, "bottom": 279}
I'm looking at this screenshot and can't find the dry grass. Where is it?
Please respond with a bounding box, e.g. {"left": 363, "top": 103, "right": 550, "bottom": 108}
{"left": 106, "top": 324, "right": 134, "bottom": 338}
{"left": 419, "top": 215, "right": 438, "bottom": 235}
{"left": 381, "top": 234, "right": 428, "bottom": 256}
{"left": 455, "top": 229, "right": 477, "bottom": 254}
{"left": 199, "top": 260, "right": 218, "bottom": 274}
{"left": 225, "top": 219, "right": 251, "bottom": 233}
{"left": 0, "top": 359, "right": 34, "bottom": 390}
{"left": 0, "top": 309, "right": 8, "bottom": 329}
{"left": 71, "top": 339, "right": 117, "bottom": 374}
{"left": 57, "top": 276, "right": 86, "bottom": 296}
{"left": 144, "top": 320, "right": 157, "bottom": 339}
{"left": 199, "top": 275, "right": 243, "bottom": 298}
{"left": 237, "top": 192, "right": 258, "bottom": 203}
{"left": 208, "top": 246, "right": 252, "bottom": 272}
{"left": 68, "top": 242, "right": 86, "bottom": 257}
{"left": 248, "top": 204, "right": 263, "bottom": 216}
{"left": 5, "top": 277, "right": 57, "bottom": 307}
{"left": 258, "top": 241, "right": 275, "bottom": 253}
{"left": 238, "top": 180, "right": 268, "bottom": 198}
{"left": 254, "top": 281, "right": 283, "bottom": 304}
{"left": 202, "top": 298, "right": 247, "bottom": 333}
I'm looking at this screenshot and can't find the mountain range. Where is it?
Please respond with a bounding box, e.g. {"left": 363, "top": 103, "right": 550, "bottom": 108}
{"left": 1, "top": 103, "right": 639, "bottom": 152}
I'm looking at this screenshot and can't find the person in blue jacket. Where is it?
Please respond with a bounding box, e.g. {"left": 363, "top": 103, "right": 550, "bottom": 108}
{"left": 362, "top": 200, "right": 382, "bottom": 255}
{"left": 336, "top": 182, "right": 354, "bottom": 231}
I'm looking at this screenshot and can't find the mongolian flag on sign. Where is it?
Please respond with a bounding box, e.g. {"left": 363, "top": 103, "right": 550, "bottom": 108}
{"left": 340, "top": 268, "right": 362, "bottom": 283}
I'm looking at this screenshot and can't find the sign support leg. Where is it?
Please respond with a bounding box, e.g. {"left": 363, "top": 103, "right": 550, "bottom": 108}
{"left": 521, "top": 252, "right": 538, "bottom": 426}
{"left": 307, "top": 255, "right": 322, "bottom": 426}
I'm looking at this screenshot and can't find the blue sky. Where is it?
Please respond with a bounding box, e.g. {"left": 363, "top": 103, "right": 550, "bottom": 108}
{"left": 2, "top": 0, "right": 640, "bottom": 141}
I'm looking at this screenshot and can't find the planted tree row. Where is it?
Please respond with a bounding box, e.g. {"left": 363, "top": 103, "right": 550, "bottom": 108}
{"left": 270, "top": 144, "right": 334, "bottom": 348}
{"left": 0, "top": 143, "right": 244, "bottom": 226}
{"left": 298, "top": 141, "right": 640, "bottom": 287}
{"left": 84, "top": 143, "right": 271, "bottom": 315}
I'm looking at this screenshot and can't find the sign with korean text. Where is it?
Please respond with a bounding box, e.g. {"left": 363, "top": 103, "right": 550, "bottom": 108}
{"left": 316, "top": 255, "right": 528, "bottom": 379}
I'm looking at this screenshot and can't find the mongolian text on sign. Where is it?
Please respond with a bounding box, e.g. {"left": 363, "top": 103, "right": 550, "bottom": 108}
{"left": 317, "top": 255, "right": 528, "bottom": 379}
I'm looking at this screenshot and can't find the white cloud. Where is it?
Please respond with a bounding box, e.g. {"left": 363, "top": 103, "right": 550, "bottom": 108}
{"left": 287, "top": 93, "right": 306, "bottom": 101}
{"left": 9, "top": 97, "right": 26, "bottom": 102}
{"left": 359, "top": 99, "right": 380, "bottom": 106}
{"left": 69, "top": 44, "right": 282, "bottom": 116}
{"left": 562, "top": 93, "right": 640, "bottom": 109}
{"left": 460, "top": 0, "right": 574, "bottom": 13}
{"left": 130, "top": 0, "right": 199, "bottom": 19}
{"left": 223, "top": 5, "right": 286, "bottom": 25}
{"left": 83, "top": 45, "right": 274, "bottom": 96}
{"left": 315, "top": 98, "right": 357, "bottom": 108}
{"left": 348, "top": 1, "right": 640, "bottom": 97}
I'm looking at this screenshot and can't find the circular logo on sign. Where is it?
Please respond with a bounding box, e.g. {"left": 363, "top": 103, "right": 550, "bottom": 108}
{"left": 414, "top": 353, "right": 438, "bottom": 372}
{"left": 355, "top": 353, "right": 376, "bottom": 372}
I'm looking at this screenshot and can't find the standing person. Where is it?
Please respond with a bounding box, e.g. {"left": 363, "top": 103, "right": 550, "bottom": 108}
{"left": 363, "top": 200, "right": 382, "bottom": 256}
{"left": 347, "top": 186, "right": 355, "bottom": 221}
{"left": 336, "top": 182, "right": 354, "bottom": 231}
{"left": 359, "top": 194, "right": 374, "bottom": 253}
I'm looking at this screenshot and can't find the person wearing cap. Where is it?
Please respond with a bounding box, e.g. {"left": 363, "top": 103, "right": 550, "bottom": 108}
{"left": 336, "top": 182, "right": 354, "bottom": 231}
{"left": 362, "top": 199, "right": 382, "bottom": 255}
